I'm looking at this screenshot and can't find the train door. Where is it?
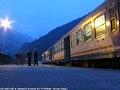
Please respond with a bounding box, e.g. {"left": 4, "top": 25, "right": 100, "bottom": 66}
{"left": 64, "top": 36, "right": 71, "bottom": 66}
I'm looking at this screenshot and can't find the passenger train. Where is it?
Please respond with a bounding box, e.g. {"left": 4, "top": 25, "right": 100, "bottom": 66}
{"left": 42, "top": 0, "right": 120, "bottom": 68}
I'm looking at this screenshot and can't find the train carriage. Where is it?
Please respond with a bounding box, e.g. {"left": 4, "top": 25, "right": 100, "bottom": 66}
{"left": 42, "top": 48, "right": 51, "bottom": 64}
{"left": 42, "top": 0, "right": 120, "bottom": 68}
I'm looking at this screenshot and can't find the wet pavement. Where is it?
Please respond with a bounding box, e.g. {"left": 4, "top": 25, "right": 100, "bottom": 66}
{"left": 0, "top": 65, "right": 120, "bottom": 90}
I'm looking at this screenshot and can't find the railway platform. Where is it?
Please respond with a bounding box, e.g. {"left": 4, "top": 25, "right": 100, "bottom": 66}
{"left": 0, "top": 65, "right": 120, "bottom": 90}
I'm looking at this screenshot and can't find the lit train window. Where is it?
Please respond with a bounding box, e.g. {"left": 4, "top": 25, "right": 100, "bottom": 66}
{"left": 76, "top": 30, "right": 82, "bottom": 45}
{"left": 84, "top": 23, "right": 92, "bottom": 42}
{"left": 95, "top": 14, "right": 106, "bottom": 38}
{"left": 109, "top": 7, "right": 116, "bottom": 32}
{"left": 71, "top": 35, "right": 74, "bottom": 48}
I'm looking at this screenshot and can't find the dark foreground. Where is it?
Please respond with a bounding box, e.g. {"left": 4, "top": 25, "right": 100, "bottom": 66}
{"left": 0, "top": 65, "right": 120, "bottom": 90}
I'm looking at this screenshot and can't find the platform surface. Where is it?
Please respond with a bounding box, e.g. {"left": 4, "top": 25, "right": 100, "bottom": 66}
{"left": 0, "top": 65, "right": 120, "bottom": 90}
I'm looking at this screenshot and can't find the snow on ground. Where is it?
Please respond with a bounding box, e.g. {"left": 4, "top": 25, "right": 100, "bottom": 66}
{"left": 0, "top": 65, "right": 120, "bottom": 90}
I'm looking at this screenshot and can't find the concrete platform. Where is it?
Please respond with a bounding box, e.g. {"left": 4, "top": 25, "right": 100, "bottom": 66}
{"left": 0, "top": 65, "right": 120, "bottom": 90}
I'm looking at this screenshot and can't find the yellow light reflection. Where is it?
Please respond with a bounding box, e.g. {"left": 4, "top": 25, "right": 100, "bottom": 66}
{"left": 117, "top": 21, "right": 119, "bottom": 25}
{"left": 106, "top": 21, "right": 110, "bottom": 26}
{"left": 0, "top": 17, "right": 13, "bottom": 30}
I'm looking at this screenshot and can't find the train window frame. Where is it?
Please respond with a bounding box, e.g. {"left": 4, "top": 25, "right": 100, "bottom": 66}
{"left": 76, "top": 29, "right": 82, "bottom": 45}
{"left": 109, "top": 6, "right": 117, "bottom": 32}
{"left": 95, "top": 13, "right": 106, "bottom": 38}
{"left": 84, "top": 22, "right": 92, "bottom": 42}
{"left": 71, "top": 34, "right": 74, "bottom": 48}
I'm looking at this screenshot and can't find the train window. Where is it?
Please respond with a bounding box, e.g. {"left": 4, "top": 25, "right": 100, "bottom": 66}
{"left": 84, "top": 23, "right": 92, "bottom": 42}
{"left": 58, "top": 44, "right": 61, "bottom": 52}
{"left": 61, "top": 42, "right": 62, "bottom": 51}
{"left": 95, "top": 14, "right": 106, "bottom": 38}
{"left": 60, "top": 43, "right": 61, "bottom": 52}
{"left": 60, "top": 44, "right": 62, "bottom": 52}
{"left": 61, "top": 42, "right": 64, "bottom": 51}
{"left": 57, "top": 46, "right": 58, "bottom": 53}
{"left": 60, "top": 44, "right": 61, "bottom": 52}
{"left": 76, "top": 30, "right": 82, "bottom": 45}
{"left": 55, "top": 46, "right": 57, "bottom": 54}
{"left": 71, "top": 35, "right": 74, "bottom": 48}
{"left": 58, "top": 45, "right": 59, "bottom": 53}
{"left": 109, "top": 7, "right": 116, "bottom": 32}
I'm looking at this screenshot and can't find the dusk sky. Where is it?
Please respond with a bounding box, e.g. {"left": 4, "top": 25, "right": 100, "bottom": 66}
{"left": 0, "top": 0, "right": 105, "bottom": 39}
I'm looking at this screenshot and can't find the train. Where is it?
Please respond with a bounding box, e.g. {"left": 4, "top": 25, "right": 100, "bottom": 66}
{"left": 42, "top": 0, "right": 120, "bottom": 68}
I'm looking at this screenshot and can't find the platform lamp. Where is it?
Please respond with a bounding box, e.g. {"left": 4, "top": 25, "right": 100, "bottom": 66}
{"left": 0, "top": 17, "right": 13, "bottom": 51}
